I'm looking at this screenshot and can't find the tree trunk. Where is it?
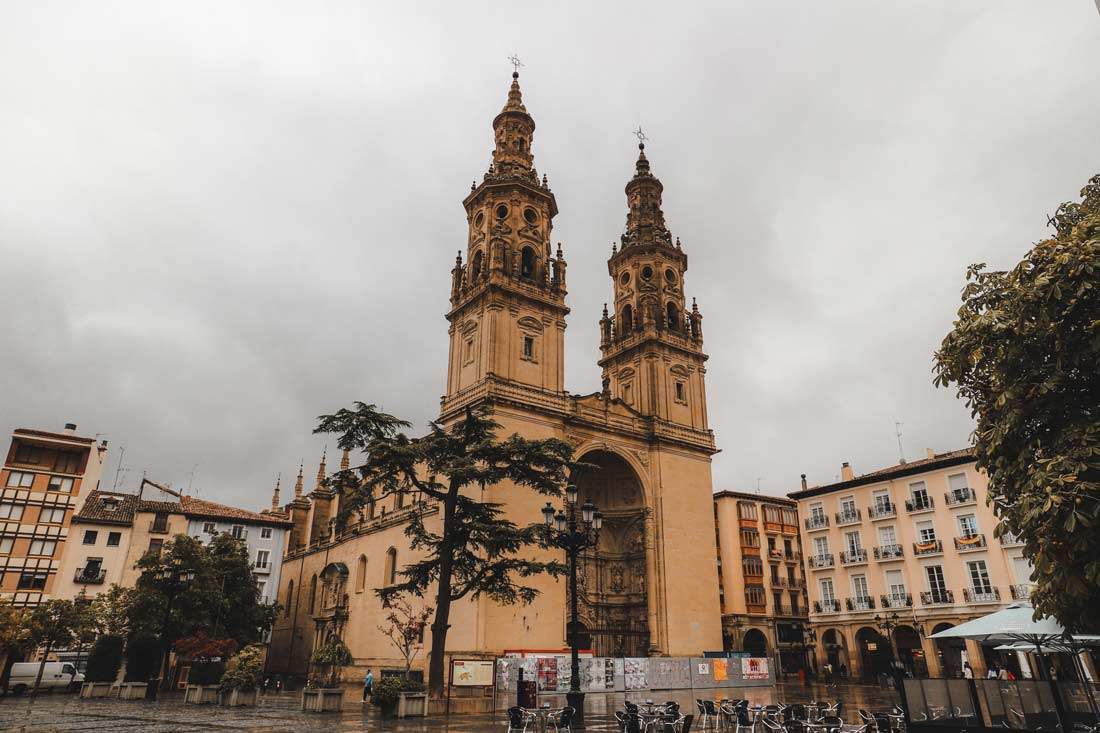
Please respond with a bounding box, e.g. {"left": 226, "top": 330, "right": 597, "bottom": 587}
{"left": 426, "top": 485, "right": 459, "bottom": 699}
{"left": 32, "top": 642, "right": 52, "bottom": 697}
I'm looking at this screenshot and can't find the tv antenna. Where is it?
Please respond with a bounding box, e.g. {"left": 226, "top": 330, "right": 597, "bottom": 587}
{"left": 896, "top": 422, "right": 906, "bottom": 464}
{"left": 111, "top": 446, "right": 128, "bottom": 491}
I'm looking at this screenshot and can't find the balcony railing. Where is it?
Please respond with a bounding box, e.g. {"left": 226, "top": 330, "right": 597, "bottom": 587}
{"left": 846, "top": 596, "right": 876, "bottom": 612}
{"left": 835, "top": 509, "right": 862, "bottom": 526}
{"left": 840, "top": 548, "right": 868, "bottom": 565}
{"left": 913, "top": 539, "right": 943, "bottom": 556}
{"left": 254, "top": 560, "right": 270, "bottom": 570}
{"left": 1010, "top": 583, "right": 1034, "bottom": 600}
{"left": 963, "top": 587, "right": 1001, "bottom": 603}
{"left": 868, "top": 502, "right": 896, "bottom": 520}
{"left": 805, "top": 515, "right": 829, "bottom": 530}
{"left": 784, "top": 550, "right": 802, "bottom": 562}
{"left": 1000, "top": 531, "right": 1024, "bottom": 547}
{"left": 808, "top": 554, "right": 835, "bottom": 569}
{"left": 880, "top": 592, "right": 913, "bottom": 608}
{"left": 874, "top": 544, "right": 904, "bottom": 561}
{"left": 814, "top": 599, "right": 840, "bottom": 614}
{"left": 954, "top": 534, "right": 987, "bottom": 551}
{"left": 767, "top": 548, "right": 786, "bottom": 561}
{"left": 74, "top": 568, "right": 106, "bottom": 584}
{"left": 920, "top": 589, "right": 955, "bottom": 605}
{"left": 945, "top": 487, "right": 977, "bottom": 506}
{"left": 906, "top": 496, "right": 935, "bottom": 512}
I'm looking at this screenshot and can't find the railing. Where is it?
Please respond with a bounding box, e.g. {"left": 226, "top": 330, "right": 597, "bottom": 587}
{"left": 868, "top": 502, "right": 896, "bottom": 520}
{"left": 963, "top": 587, "right": 1001, "bottom": 603}
{"left": 874, "top": 544, "right": 904, "bottom": 560}
{"left": 805, "top": 515, "right": 829, "bottom": 530}
{"left": 913, "top": 539, "right": 943, "bottom": 556}
{"left": 880, "top": 592, "right": 913, "bottom": 608}
{"left": 784, "top": 550, "right": 802, "bottom": 562}
{"left": 840, "top": 548, "right": 868, "bottom": 564}
{"left": 954, "top": 533, "right": 986, "bottom": 551}
{"left": 1000, "top": 530, "right": 1024, "bottom": 546}
{"left": 254, "top": 560, "right": 269, "bottom": 570}
{"left": 74, "top": 568, "right": 106, "bottom": 584}
{"left": 814, "top": 599, "right": 840, "bottom": 614}
{"left": 906, "top": 495, "right": 935, "bottom": 512}
{"left": 767, "top": 548, "right": 785, "bottom": 561}
{"left": 835, "top": 509, "right": 862, "bottom": 525}
{"left": 743, "top": 566, "right": 764, "bottom": 579}
{"left": 945, "top": 487, "right": 976, "bottom": 505}
{"left": 1010, "top": 583, "right": 1034, "bottom": 600}
{"left": 808, "top": 554, "right": 835, "bottom": 569}
{"left": 920, "top": 589, "right": 955, "bottom": 605}
{"left": 846, "top": 596, "right": 876, "bottom": 611}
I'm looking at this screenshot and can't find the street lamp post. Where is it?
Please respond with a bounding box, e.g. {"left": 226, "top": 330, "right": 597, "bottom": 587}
{"left": 542, "top": 484, "right": 602, "bottom": 729}
{"left": 156, "top": 563, "right": 196, "bottom": 693}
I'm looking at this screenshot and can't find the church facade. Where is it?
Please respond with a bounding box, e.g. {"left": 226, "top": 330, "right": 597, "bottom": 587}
{"left": 266, "top": 72, "right": 724, "bottom": 681}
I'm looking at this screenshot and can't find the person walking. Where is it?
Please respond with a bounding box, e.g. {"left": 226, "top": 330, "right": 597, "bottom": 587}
{"left": 362, "top": 669, "right": 374, "bottom": 703}
{"left": 963, "top": 662, "right": 974, "bottom": 679}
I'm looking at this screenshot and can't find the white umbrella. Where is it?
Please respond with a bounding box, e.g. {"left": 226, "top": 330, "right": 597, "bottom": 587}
{"left": 929, "top": 603, "right": 1100, "bottom": 646}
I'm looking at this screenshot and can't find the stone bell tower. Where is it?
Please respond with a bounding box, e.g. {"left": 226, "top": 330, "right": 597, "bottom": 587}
{"left": 598, "top": 142, "right": 709, "bottom": 431}
{"left": 441, "top": 72, "right": 569, "bottom": 418}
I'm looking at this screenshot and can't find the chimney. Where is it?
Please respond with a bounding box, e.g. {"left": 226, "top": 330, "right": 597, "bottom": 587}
{"left": 841, "top": 462, "right": 855, "bottom": 481}
{"left": 64, "top": 422, "right": 77, "bottom": 434}
{"left": 926, "top": 448, "right": 935, "bottom": 459}
{"left": 800, "top": 474, "right": 808, "bottom": 491}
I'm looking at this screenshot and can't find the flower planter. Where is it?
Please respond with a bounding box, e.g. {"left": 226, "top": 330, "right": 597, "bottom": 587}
{"left": 301, "top": 687, "right": 344, "bottom": 712}
{"left": 397, "top": 691, "right": 428, "bottom": 718}
{"left": 114, "top": 682, "right": 147, "bottom": 700}
{"left": 184, "top": 684, "right": 221, "bottom": 704}
{"left": 80, "top": 682, "right": 115, "bottom": 698}
{"left": 221, "top": 688, "right": 258, "bottom": 707}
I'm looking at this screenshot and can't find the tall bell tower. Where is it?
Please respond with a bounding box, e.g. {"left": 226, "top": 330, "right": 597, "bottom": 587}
{"left": 598, "top": 142, "right": 709, "bottom": 431}
{"left": 441, "top": 71, "right": 569, "bottom": 418}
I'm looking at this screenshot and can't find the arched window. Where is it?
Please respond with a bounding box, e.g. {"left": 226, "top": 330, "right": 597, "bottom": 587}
{"left": 308, "top": 574, "right": 317, "bottom": 614}
{"left": 285, "top": 580, "right": 294, "bottom": 617}
{"left": 384, "top": 547, "right": 398, "bottom": 586}
{"left": 520, "top": 247, "right": 536, "bottom": 280}
{"left": 666, "top": 302, "right": 679, "bottom": 331}
{"left": 356, "top": 555, "right": 367, "bottom": 593}
{"left": 621, "top": 304, "right": 634, "bottom": 334}
{"left": 470, "top": 250, "right": 484, "bottom": 282}
{"left": 395, "top": 490, "right": 405, "bottom": 510}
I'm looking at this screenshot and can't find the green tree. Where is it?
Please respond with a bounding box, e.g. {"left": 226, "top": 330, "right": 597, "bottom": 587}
{"left": 87, "top": 584, "right": 135, "bottom": 638}
{"left": 0, "top": 603, "right": 26, "bottom": 693}
{"left": 377, "top": 598, "right": 433, "bottom": 680}
{"left": 316, "top": 403, "right": 574, "bottom": 698}
{"left": 934, "top": 173, "right": 1100, "bottom": 633}
{"left": 20, "top": 599, "right": 83, "bottom": 695}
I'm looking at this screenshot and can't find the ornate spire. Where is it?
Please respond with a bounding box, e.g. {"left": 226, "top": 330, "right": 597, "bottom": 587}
{"left": 500, "top": 71, "right": 528, "bottom": 116}
{"left": 293, "top": 462, "right": 304, "bottom": 498}
{"left": 270, "top": 474, "right": 281, "bottom": 511}
{"left": 340, "top": 448, "right": 350, "bottom": 471}
{"left": 314, "top": 447, "right": 327, "bottom": 491}
{"left": 622, "top": 142, "right": 673, "bottom": 250}
{"left": 489, "top": 71, "right": 536, "bottom": 177}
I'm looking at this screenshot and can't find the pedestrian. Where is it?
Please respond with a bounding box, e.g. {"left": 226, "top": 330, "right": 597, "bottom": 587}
{"left": 963, "top": 662, "right": 973, "bottom": 679}
{"left": 839, "top": 662, "right": 847, "bottom": 680}
{"left": 987, "top": 667, "right": 998, "bottom": 679}
{"left": 362, "top": 669, "right": 374, "bottom": 703}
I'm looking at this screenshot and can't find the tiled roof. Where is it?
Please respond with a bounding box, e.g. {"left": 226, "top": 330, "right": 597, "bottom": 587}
{"left": 788, "top": 448, "right": 976, "bottom": 500}
{"left": 135, "top": 499, "right": 184, "bottom": 514}
{"left": 73, "top": 491, "right": 141, "bottom": 526}
{"left": 181, "top": 496, "right": 292, "bottom": 527}
{"left": 713, "top": 489, "right": 796, "bottom": 506}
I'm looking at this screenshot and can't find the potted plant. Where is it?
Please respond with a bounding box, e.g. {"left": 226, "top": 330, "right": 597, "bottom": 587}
{"left": 81, "top": 635, "right": 124, "bottom": 698}
{"left": 369, "top": 676, "right": 404, "bottom": 719}
{"left": 117, "top": 635, "right": 160, "bottom": 699}
{"left": 377, "top": 599, "right": 431, "bottom": 718}
{"left": 301, "top": 637, "right": 351, "bottom": 712}
{"left": 218, "top": 645, "right": 263, "bottom": 707}
{"left": 176, "top": 632, "right": 235, "bottom": 704}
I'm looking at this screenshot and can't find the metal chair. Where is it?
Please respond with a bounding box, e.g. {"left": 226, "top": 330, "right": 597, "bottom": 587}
{"left": 679, "top": 714, "right": 695, "bottom": 733}
{"left": 786, "top": 704, "right": 807, "bottom": 722}
{"left": 550, "top": 706, "right": 575, "bottom": 733}
{"left": 817, "top": 715, "right": 844, "bottom": 733}
{"left": 733, "top": 707, "right": 756, "bottom": 733}
{"left": 508, "top": 706, "right": 533, "bottom": 733}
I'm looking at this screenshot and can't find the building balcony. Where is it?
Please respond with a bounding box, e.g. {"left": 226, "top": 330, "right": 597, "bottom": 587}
{"left": 846, "top": 596, "right": 876, "bottom": 612}
{"left": 1000, "top": 531, "right": 1024, "bottom": 547}
{"left": 814, "top": 599, "right": 840, "bottom": 614}
{"left": 767, "top": 548, "right": 786, "bottom": 562}
{"left": 920, "top": 590, "right": 955, "bottom": 606}
{"left": 874, "top": 544, "right": 905, "bottom": 561}
{"left": 880, "top": 592, "right": 913, "bottom": 609}
{"left": 1009, "top": 583, "right": 1034, "bottom": 600}
{"left": 913, "top": 539, "right": 943, "bottom": 557}
{"left": 839, "top": 548, "right": 868, "bottom": 565}
{"left": 945, "top": 487, "right": 977, "bottom": 506}
{"left": 954, "top": 534, "right": 987, "bottom": 552}
{"left": 784, "top": 550, "right": 802, "bottom": 563}
{"left": 74, "top": 568, "right": 106, "bottom": 584}
{"left": 906, "top": 496, "right": 935, "bottom": 513}
{"left": 808, "top": 554, "right": 835, "bottom": 569}
{"left": 963, "top": 587, "right": 1001, "bottom": 604}
{"left": 835, "top": 509, "right": 862, "bottom": 526}
{"left": 805, "top": 515, "right": 829, "bottom": 531}
{"left": 868, "top": 503, "right": 897, "bottom": 520}
{"left": 746, "top": 602, "right": 767, "bottom": 615}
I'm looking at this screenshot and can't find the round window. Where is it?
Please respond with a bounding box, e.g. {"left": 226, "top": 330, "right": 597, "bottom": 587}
{"left": 523, "top": 208, "right": 538, "bottom": 224}
{"left": 664, "top": 268, "right": 676, "bottom": 283}
{"left": 474, "top": 212, "right": 485, "bottom": 228}
{"left": 619, "top": 271, "right": 630, "bottom": 285}
{"left": 495, "top": 204, "right": 509, "bottom": 220}
{"left": 641, "top": 265, "right": 653, "bottom": 280}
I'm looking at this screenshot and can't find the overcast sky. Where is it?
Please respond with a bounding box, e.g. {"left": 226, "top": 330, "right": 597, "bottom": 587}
{"left": 2, "top": 1, "right": 1098, "bottom": 509}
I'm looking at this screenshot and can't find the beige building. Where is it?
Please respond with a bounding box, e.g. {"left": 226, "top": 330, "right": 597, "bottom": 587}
{"left": 789, "top": 449, "right": 1034, "bottom": 680}
{"left": 267, "top": 72, "right": 724, "bottom": 684}
{"left": 0, "top": 424, "right": 108, "bottom": 607}
{"left": 713, "top": 491, "right": 810, "bottom": 674}
{"left": 52, "top": 491, "right": 140, "bottom": 600}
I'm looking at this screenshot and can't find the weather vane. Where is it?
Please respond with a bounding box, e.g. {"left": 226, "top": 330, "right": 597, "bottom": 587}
{"left": 633, "top": 126, "right": 648, "bottom": 145}
{"left": 508, "top": 54, "right": 524, "bottom": 74}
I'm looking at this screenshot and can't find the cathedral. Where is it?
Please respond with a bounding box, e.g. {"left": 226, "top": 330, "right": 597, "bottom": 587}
{"left": 266, "top": 71, "right": 724, "bottom": 679}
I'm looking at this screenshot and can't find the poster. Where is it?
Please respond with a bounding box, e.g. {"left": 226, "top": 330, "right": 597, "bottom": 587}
{"left": 537, "top": 657, "right": 558, "bottom": 691}
{"left": 452, "top": 660, "right": 494, "bottom": 687}
{"left": 624, "top": 657, "right": 648, "bottom": 690}
{"left": 714, "top": 659, "right": 728, "bottom": 682}
{"left": 741, "top": 657, "right": 769, "bottom": 680}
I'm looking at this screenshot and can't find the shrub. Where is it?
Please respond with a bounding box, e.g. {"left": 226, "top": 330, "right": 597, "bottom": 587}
{"left": 123, "top": 635, "right": 161, "bottom": 682}
{"left": 85, "top": 635, "right": 125, "bottom": 683}
{"left": 370, "top": 676, "right": 423, "bottom": 709}
{"left": 189, "top": 660, "right": 225, "bottom": 686}
{"left": 219, "top": 645, "right": 265, "bottom": 693}
{"left": 308, "top": 637, "right": 352, "bottom": 688}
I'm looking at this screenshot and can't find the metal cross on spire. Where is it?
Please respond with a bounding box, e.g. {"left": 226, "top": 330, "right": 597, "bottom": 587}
{"left": 633, "top": 126, "right": 648, "bottom": 145}
{"left": 508, "top": 54, "right": 524, "bottom": 74}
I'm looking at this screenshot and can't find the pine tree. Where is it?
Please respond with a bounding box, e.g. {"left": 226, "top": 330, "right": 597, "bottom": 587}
{"left": 315, "top": 402, "right": 573, "bottom": 698}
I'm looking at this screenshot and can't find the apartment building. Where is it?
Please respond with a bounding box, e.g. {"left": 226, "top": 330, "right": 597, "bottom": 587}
{"left": 789, "top": 448, "right": 1033, "bottom": 680}
{"left": 52, "top": 491, "right": 140, "bottom": 599}
{"left": 0, "top": 424, "right": 108, "bottom": 607}
{"left": 714, "top": 491, "right": 810, "bottom": 674}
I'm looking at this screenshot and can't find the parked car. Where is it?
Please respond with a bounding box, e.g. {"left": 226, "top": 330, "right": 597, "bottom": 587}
{"left": 8, "top": 661, "right": 84, "bottom": 694}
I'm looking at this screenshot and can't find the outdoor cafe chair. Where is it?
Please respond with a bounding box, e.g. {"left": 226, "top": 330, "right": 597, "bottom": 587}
{"left": 786, "top": 704, "right": 807, "bottom": 722}
{"left": 549, "top": 706, "right": 575, "bottom": 733}
{"left": 873, "top": 713, "right": 895, "bottom": 733}
{"left": 762, "top": 717, "right": 786, "bottom": 733}
{"left": 784, "top": 720, "right": 807, "bottom": 733}
{"left": 678, "top": 713, "right": 695, "bottom": 733}
{"left": 732, "top": 707, "right": 756, "bottom": 733}
{"left": 815, "top": 715, "right": 845, "bottom": 733}
{"left": 622, "top": 713, "right": 645, "bottom": 733}
{"left": 508, "top": 706, "right": 535, "bottom": 733}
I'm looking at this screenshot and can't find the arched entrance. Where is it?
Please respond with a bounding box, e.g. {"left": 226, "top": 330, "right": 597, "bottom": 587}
{"left": 572, "top": 450, "right": 650, "bottom": 657}
{"left": 821, "top": 628, "right": 849, "bottom": 672}
{"left": 930, "top": 623, "right": 961, "bottom": 678}
{"left": 856, "top": 627, "right": 892, "bottom": 681}
{"left": 743, "top": 629, "right": 769, "bottom": 658}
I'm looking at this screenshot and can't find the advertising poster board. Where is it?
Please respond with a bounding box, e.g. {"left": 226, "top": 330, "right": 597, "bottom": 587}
{"left": 624, "top": 657, "right": 649, "bottom": 690}
{"left": 536, "top": 657, "right": 558, "bottom": 691}
{"left": 741, "top": 657, "right": 769, "bottom": 680}
{"left": 714, "top": 659, "right": 729, "bottom": 682}
{"left": 451, "top": 659, "right": 495, "bottom": 687}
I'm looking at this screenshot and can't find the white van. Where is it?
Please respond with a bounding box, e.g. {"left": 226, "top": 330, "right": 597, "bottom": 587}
{"left": 8, "top": 661, "right": 84, "bottom": 694}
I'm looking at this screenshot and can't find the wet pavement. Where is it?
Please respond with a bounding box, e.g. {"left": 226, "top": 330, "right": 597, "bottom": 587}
{"left": 0, "top": 681, "right": 900, "bottom": 732}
